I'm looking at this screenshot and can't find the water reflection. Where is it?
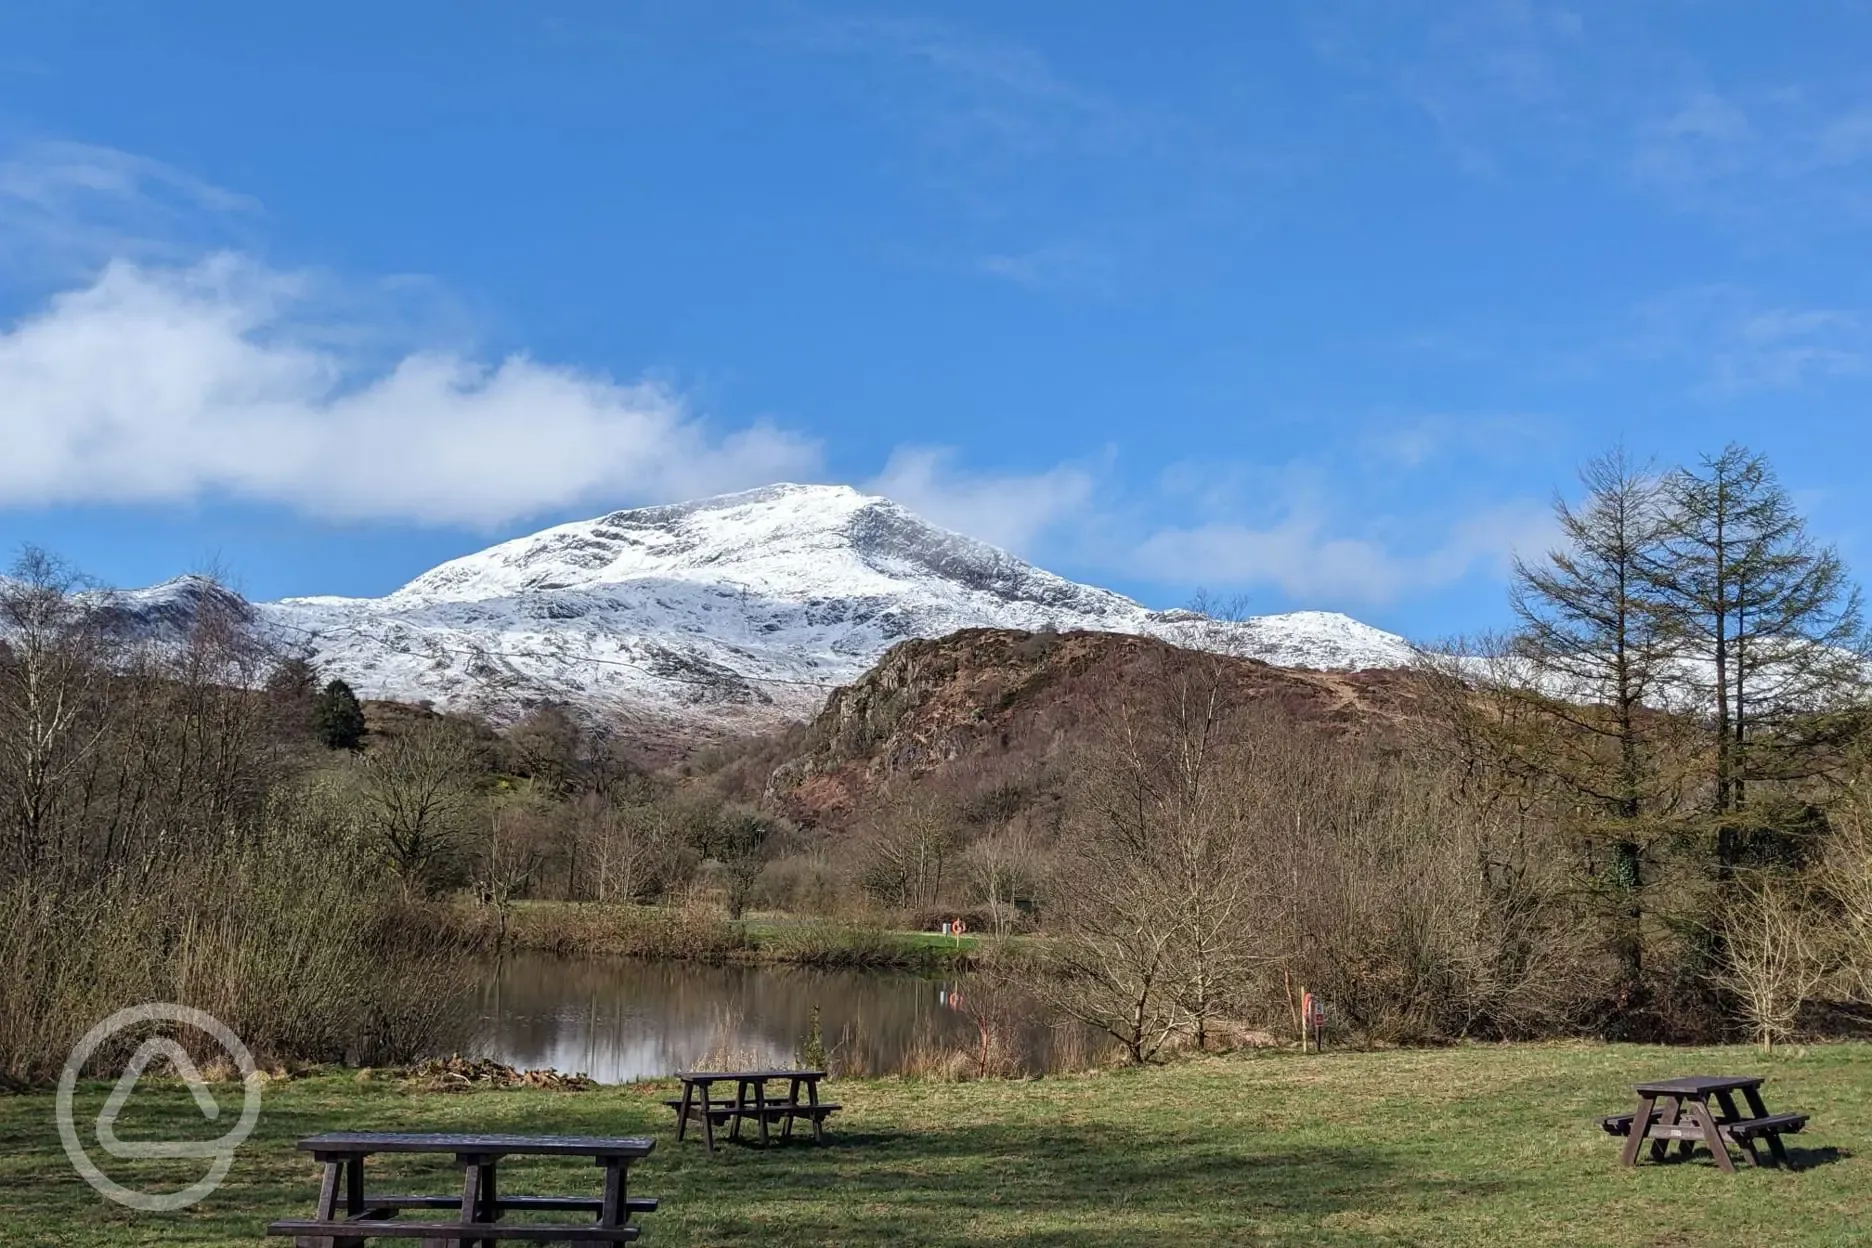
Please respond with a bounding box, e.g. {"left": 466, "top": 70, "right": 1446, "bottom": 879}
{"left": 465, "top": 954, "right": 1095, "bottom": 1083}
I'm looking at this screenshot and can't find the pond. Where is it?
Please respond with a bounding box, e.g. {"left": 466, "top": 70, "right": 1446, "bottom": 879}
{"left": 463, "top": 953, "right": 1103, "bottom": 1083}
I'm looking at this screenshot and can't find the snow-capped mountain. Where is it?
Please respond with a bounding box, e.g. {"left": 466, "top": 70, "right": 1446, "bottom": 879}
{"left": 110, "top": 484, "right": 1420, "bottom": 731}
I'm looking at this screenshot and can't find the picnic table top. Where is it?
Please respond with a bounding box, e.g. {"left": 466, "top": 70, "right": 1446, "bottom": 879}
{"left": 675, "top": 1068, "right": 826, "bottom": 1082}
{"left": 1633, "top": 1075, "right": 1765, "bottom": 1097}
{"left": 297, "top": 1132, "right": 656, "bottom": 1158}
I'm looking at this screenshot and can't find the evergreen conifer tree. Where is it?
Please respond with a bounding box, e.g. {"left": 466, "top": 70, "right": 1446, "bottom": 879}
{"left": 312, "top": 678, "right": 367, "bottom": 751}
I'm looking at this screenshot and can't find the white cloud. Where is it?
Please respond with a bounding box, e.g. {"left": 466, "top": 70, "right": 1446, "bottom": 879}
{"left": 1360, "top": 412, "right": 1552, "bottom": 469}
{"left": 1632, "top": 86, "right": 1872, "bottom": 229}
{"left": 1627, "top": 285, "right": 1872, "bottom": 392}
{"left": 1132, "top": 499, "right": 1554, "bottom": 605}
{"left": 0, "top": 254, "right": 821, "bottom": 526}
{"left": 0, "top": 140, "right": 256, "bottom": 215}
{"left": 0, "top": 140, "right": 258, "bottom": 277}
{"left": 869, "top": 446, "right": 1096, "bottom": 554}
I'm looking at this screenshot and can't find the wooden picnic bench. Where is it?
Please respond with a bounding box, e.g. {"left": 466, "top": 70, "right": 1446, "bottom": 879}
{"left": 264, "top": 1131, "right": 656, "bottom": 1246}
{"left": 664, "top": 1069, "right": 840, "bottom": 1152}
{"left": 1601, "top": 1076, "right": 1808, "bottom": 1172}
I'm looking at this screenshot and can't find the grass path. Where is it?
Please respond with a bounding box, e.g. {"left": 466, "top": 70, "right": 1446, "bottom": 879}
{"left": 2, "top": 1043, "right": 1869, "bottom": 1246}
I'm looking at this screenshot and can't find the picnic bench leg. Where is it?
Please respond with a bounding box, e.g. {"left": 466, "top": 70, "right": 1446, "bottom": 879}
{"left": 598, "top": 1158, "right": 628, "bottom": 1228}
{"left": 783, "top": 1077, "right": 801, "bottom": 1141}
{"left": 1714, "top": 1091, "right": 1764, "bottom": 1167}
{"left": 1742, "top": 1086, "right": 1793, "bottom": 1167}
{"left": 757, "top": 1080, "right": 772, "bottom": 1148}
{"left": 1648, "top": 1097, "right": 1680, "bottom": 1162}
{"left": 700, "top": 1082, "right": 718, "bottom": 1152}
{"left": 1685, "top": 1100, "right": 1736, "bottom": 1173}
{"left": 316, "top": 1161, "right": 343, "bottom": 1218}
{"left": 294, "top": 1160, "right": 348, "bottom": 1248}
{"left": 1621, "top": 1096, "right": 1656, "bottom": 1166}
{"left": 457, "top": 1158, "right": 483, "bottom": 1248}
{"left": 676, "top": 1080, "right": 694, "bottom": 1142}
{"left": 730, "top": 1079, "right": 748, "bottom": 1143}
{"left": 478, "top": 1162, "right": 501, "bottom": 1245}
{"left": 333, "top": 1157, "right": 371, "bottom": 1248}
{"left": 809, "top": 1076, "right": 825, "bottom": 1144}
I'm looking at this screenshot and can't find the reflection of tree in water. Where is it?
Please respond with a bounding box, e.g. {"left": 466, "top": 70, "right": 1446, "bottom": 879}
{"left": 465, "top": 955, "right": 1098, "bottom": 1083}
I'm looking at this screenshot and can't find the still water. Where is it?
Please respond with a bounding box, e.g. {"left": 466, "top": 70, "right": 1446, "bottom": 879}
{"left": 465, "top": 953, "right": 1091, "bottom": 1083}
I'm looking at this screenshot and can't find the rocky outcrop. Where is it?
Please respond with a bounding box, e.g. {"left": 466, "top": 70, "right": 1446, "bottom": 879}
{"left": 767, "top": 626, "right": 1426, "bottom": 827}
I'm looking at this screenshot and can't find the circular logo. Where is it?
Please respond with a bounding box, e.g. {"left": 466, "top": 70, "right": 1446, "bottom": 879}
{"left": 56, "top": 1003, "right": 264, "bottom": 1211}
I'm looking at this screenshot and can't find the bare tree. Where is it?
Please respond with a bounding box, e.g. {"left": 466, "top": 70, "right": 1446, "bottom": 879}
{"left": 1711, "top": 873, "right": 1834, "bottom": 1052}
{"left": 1820, "top": 780, "right": 1872, "bottom": 1009}
{"left": 357, "top": 717, "right": 484, "bottom": 893}
{"left": 964, "top": 826, "right": 1043, "bottom": 939}
{"left": 1040, "top": 647, "right": 1279, "bottom": 1058}
{"left": 586, "top": 792, "right": 680, "bottom": 904}
{"left": 478, "top": 785, "right": 554, "bottom": 912}
{"left": 857, "top": 791, "right": 957, "bottom": 913}
{"left": 0, "top": 549, "right": 111, "bottom": 872}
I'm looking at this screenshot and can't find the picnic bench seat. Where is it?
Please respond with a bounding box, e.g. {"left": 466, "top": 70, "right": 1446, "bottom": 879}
{"left": 661, "top": 1097, "right": 843, "bottom": 1124}
{"left": 1721, "top": 1113, "right": 1807, "bottom": 1141}
{"left": 268, "top": 1218, "right": 638, "bottom": 1243}
{"left": 349, "top": 1195, "right": 659, "bottom": 1215}
{"left": 1601, "top": 1111, "right": 1648, "bottom": 1136}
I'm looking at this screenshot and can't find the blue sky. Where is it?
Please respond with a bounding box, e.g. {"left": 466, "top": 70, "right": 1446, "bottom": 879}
{"left": 3, "top": 1, "right": 1872, "bottom": 643}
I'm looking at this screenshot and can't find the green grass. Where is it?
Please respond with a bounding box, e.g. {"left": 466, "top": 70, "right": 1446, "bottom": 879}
{"left": 3, "top": 1044, "right": 1869, "bottom": 1246}
{"left": 734, "top": 916, "right": 986, "bottom": 968}
{"left": 487, "top": 902, "right": 990, "bottom": 970}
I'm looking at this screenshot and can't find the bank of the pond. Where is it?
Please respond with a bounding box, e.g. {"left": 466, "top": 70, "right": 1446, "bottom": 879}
{"left": 464, "top": 901, "right": 1003, "bottom": 972}
{"left": 4, "top": 1044, "right": 1869, "bottom": 1246}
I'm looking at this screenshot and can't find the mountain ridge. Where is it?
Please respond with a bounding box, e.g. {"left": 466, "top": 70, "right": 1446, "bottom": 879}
{"left": 98, "top": 483, "right": 1422, "bottom": 738}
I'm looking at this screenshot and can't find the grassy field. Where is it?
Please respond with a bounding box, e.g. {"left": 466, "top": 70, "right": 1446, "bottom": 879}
{"left": 2, "top": 1044, "right": 1868, "bottom": 1247}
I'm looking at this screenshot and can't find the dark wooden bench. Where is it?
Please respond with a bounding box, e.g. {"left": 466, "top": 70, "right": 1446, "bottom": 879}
{"left": 1607, "top": 1076, "right": 1809, "bottom": 1172}
{"left": 668, "top": 1069, "right": 839, "bottom": 1151}
{"left": 268, "top": 1218, "right": 638, "bottom": 1243}
{"left": 1723, "top": 1113, "right": 1808, "bottom": 1142}
{"left": 661, "top": 1098, "right": 842, "bottom": 1130}
{"left": 338, "top": 1194, "right": 658, "bottom": 1215}
{"left": 265, "top": 1131, "right": 656, "bottom": 1245}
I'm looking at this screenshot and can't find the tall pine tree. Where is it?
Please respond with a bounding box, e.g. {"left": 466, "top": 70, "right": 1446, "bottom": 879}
{"left": 1649, "top": 445, "right": 1867, "bottom": 867}
{"left": 1508, "top": 449, "right": 1687, "bottom": 984}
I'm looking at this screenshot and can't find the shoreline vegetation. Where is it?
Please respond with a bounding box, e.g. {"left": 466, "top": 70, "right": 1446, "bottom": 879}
{"left": 454, "top": 900, "right": 993, "bottom": 971}
{"left": 4, "top": 1043, "right": 1869, "bottom": 1246}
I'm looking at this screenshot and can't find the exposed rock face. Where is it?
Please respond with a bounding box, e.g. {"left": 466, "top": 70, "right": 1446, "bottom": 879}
{"left": 768, "top": 627, "right": 1427, "bottom": 828}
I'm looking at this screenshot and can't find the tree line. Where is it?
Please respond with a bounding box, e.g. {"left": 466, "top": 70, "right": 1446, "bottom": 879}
{"left": 1034, "top": 443, "right": 1872, "bottom": 1058}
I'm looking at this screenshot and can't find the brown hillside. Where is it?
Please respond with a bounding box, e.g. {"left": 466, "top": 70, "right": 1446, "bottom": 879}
{"left": 764, "top": 627, "right": 1427, "bottom": 829}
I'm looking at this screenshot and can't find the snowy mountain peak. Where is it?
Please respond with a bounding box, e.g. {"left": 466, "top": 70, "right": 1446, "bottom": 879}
{"left": 118, "top": 484, "right": 1420, "bottom": 736}
{"left": 379, "top": 482, "right": 1128, "bottom": 620}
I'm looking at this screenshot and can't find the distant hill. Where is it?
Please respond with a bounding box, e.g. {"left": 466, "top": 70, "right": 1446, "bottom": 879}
{"left": 761, "top": 626, "right": 1429, "bottom": 831}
